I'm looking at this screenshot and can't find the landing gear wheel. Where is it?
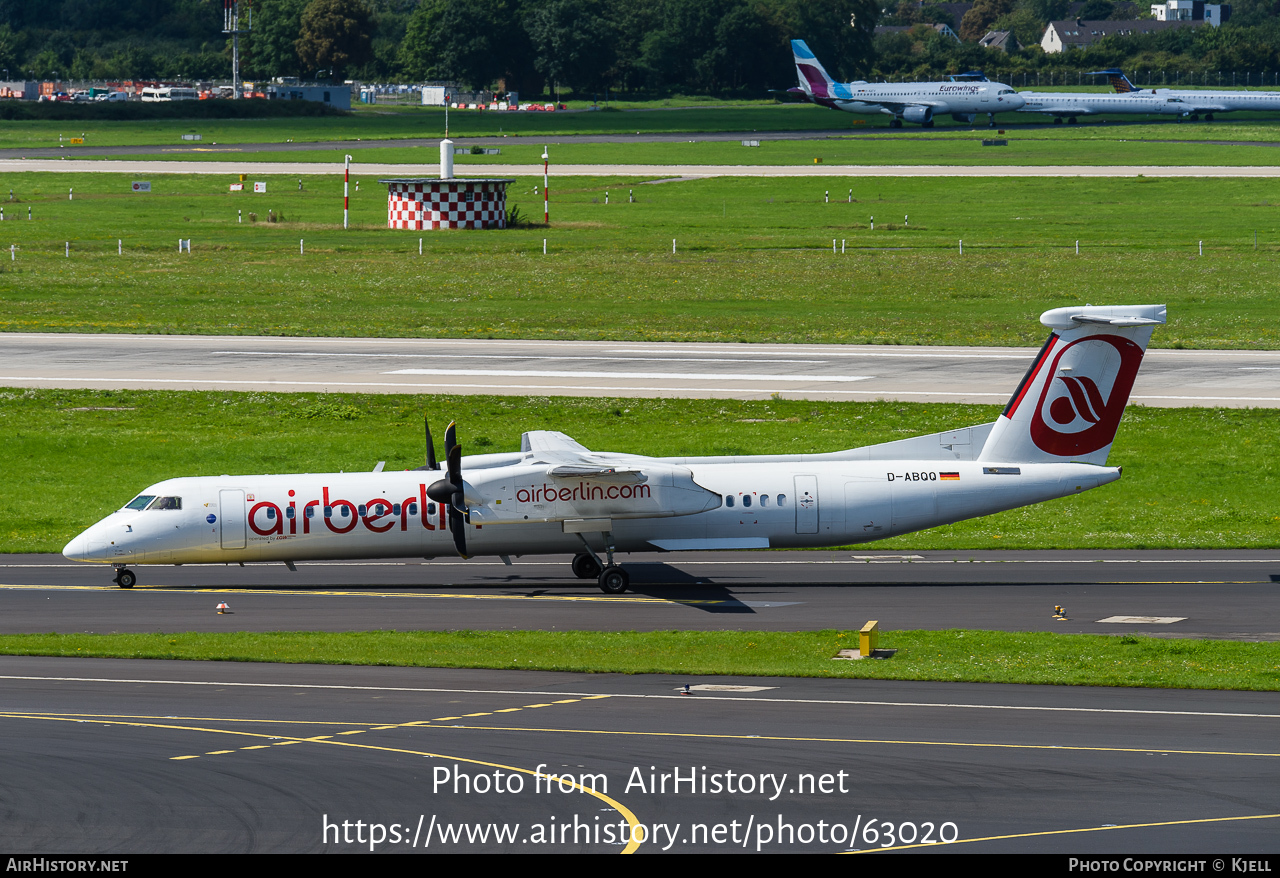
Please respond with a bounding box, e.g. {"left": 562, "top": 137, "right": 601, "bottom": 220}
{"left": 890, "top": 118, "right": 903, "bottom": 129}
{"left": 572, "top": 553, "right": 603, "bottom": 580}
{"left": 1068, "top": 116, "right": 1078, "bottom": 124}
{"left": 597, "top": 566, "right": 629, "bottom": 595}
{"left": 1053, "top": 117, "right": 1063, "bottom": 124}
{"left": 115, "top": 569, "right": 136, "bottom": 589}
{"left": 1205, "top": 113, "right": 1214, "bottom": 121}
{"left": 922, "top": 119, "right": 934, "bottom": 128}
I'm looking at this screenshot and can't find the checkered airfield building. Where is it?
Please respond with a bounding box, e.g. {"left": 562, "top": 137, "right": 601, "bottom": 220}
{"left": 379, "top": 178, "right": 513, "bottom": 230}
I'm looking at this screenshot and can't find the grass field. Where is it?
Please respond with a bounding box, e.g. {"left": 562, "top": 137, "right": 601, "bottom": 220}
{"left": 2, "top": 388, "right": 1276, "bottom": 554}
{"left": 1, "top": 629, "right": 1277, "bottom": 690}
{"left": 7, "top": 102, "right": 1280, "bottom": 152}
{"left": 1, "top": 171, "right": 1278, "bottom": 348}
{"left": 97, "top": 138, "right": 1280, "bottom": 168}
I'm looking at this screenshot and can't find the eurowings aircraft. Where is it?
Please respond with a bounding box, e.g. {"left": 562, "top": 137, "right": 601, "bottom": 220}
{"left": 64, "top": 304, "right": 1165, "bottom": 593}
{"left": 787, "top": 39, "right": 1024, "bottom": 127}
{"left": 1094, "top": 68, "right": 1280, "bottom": 121}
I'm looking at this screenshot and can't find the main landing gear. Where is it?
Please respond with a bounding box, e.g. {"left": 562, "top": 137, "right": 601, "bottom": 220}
{"left": 113, "top": 567, "right": 136, "bottom": 588}
{"left": 573, "top": 533, "right": 630, "bottom": 595}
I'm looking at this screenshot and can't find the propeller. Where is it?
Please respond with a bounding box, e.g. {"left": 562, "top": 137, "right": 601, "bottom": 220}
{"left": 424, "top": 415, "right": 438, "bottom": 470}
{"left": 426, "top": 421, "right": 469, "bottom": 558}
{"left": 414, "top": 415, "right": 441, "bottom": 472}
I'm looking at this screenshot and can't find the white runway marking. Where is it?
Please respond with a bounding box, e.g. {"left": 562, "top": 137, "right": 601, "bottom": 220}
{"left": 383, "top": 368, "right": 876, "bottom": 382}
{"left": 3, "top": 674, "right": 1278, "bottom": 719}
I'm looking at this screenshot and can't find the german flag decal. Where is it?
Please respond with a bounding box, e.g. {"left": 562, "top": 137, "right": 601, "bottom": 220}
{"left": 940, "top": 472, "right": 960, "bottom": 481}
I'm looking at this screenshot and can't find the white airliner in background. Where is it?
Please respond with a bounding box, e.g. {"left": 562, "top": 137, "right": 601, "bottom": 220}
{"left": 1016, "top": 87, "right": 1189, "bottom": 124}
{"left": 788, "top": 39, "right": 1024, "bottom": 127}
{"left": 1096, "top": 68, "right": 1280, "bottom": 121}
{"left": 64, "top": 304, "right": 1166, "bottom": 593}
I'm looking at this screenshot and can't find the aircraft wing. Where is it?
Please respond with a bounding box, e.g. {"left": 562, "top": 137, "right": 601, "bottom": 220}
{"left": 520, "top": 430, "right": 590, "bottom": 454}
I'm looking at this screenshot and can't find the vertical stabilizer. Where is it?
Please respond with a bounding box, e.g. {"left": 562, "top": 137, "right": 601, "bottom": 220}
{"left": 978, "top": 304, "right": 1166, "bottom": 465}
{"left": 792, "top": 39, "right": 836, "bottom": 100}
{"left": 1090, "top": 68, "right": 1140, "bottom": 93}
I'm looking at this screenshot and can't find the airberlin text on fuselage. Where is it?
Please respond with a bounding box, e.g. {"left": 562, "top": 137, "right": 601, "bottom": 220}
{"left": 516, "top": 482, "right": 653, "bottom": 504}
{"left": 248, "top": 484, "right": 443, "bottom": 537}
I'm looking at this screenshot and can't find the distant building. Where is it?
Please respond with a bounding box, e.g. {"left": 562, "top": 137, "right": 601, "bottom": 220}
{"left": 263, "top": 84, "right": 351, "bottom": 110}
{"left": 1041, "top": 17, "right": 1204, "bottom": 52}
{"left": 0, "top": 81, "right": 38, "bottom": 100}
{"left": 874, "top": 22, "right": 962, "bottom": 41}
{"left": 1150, "top": 0, "right": 1230, "bottom": 24}
{"left": 978, "top": 30, "right": 1019, "bottom": 52}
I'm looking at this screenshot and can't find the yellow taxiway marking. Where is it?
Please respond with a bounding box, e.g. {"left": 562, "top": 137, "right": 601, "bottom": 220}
{"left": 855, "top": 812, "right": 1280, "bottom": 852}
{"left": 0, "top": 583, "right": 726, "bottom": 604}
{"left": 0, "top": 708, "right": 641, "bottom": 853}
{"left": 397, "top": 722, "right": 1280, "bottom": 759}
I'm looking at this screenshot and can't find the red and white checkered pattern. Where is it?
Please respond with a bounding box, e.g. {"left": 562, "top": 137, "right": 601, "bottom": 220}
{"left": 387, "top": 181, "right": 508, "bottom": 230}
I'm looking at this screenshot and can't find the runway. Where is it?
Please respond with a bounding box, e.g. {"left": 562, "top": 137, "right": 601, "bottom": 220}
{"left": 4, "top": 551, "right": 1278, "bottom": 639}
{"left": 5, "top": 159, "right": 1280, "bottom": 177}
{"left": 2, "top": 655, "right": 1278, "bottom": 852}
{"left": 3, "top": 333, "right": 1277, "bottom": 406}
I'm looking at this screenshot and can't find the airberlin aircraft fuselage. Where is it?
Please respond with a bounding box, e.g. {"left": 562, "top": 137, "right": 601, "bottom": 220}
{"left": 64, "top": 303, "right": 1166, "bottom": 593}
{"left": 62, "top": 459, "right": 1114, "bottom": 567}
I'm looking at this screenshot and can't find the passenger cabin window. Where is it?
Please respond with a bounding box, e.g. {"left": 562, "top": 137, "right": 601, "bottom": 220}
{"left": 725, "top": 495, "right": 735, "bottom": 508}
{"left": 777, "top": 494, "right": 787, "bottom": 507}
{"left": 742, "top": 495, "right": 752, "bottom": 508}
{"left": 125, "top": 495, "right": 156, "bottom": 511}
{"left": 761, "top": 495, "right": 770, "bottom": 507}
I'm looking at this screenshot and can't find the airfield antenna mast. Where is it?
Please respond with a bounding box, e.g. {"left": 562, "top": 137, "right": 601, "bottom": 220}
{"left": 223, "top": 0, "right": 252, "bottom": 99}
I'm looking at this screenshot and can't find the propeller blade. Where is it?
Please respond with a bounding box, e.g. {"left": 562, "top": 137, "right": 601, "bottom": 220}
{"left": 442, "top": 439, "right": 468, "bottom": 557}
{"left": 444, "top": 421, "right": 457, "bottom": 459}
{"left": 449, "top": 505, "right": 468, "bottom": 558}
{"left": 424, "top": 415, "right": 438, "bottom": 470}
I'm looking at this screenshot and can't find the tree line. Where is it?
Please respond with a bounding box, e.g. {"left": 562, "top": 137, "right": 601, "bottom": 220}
{"left": 0, "top": 0, "right": 1277, "bottom": 92}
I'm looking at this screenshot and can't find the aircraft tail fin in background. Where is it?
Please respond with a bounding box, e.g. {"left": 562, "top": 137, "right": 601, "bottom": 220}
{"left": 792, "top": 39, "right": 836, "bottom": 100}
{"left": 977, "top": 304, "right": 1166, "bottom": 466}
{"left": 1090, "top": 68, "right": 1140, "bottom": 93}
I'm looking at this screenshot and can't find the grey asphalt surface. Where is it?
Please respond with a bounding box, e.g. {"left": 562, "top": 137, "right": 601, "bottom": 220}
{"left": 2, "top": 655, "right": 1278, "bottom": 853}
{"left": 5, "top": 550, "right": 1279, "bottom": 639}
{"left": 3, "top": 333, "right": 1277, "bottom": 406}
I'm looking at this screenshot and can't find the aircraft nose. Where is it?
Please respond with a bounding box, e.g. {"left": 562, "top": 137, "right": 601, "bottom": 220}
{"left": 63, "top": 527, "right": 108, "bottom": 562}
{"left": 63, "top": 532, "right": 90, "bottom": 561}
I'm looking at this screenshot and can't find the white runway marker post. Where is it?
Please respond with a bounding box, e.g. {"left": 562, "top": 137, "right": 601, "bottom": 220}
{"left": 300, "top": 239, "right": 304, "bottom": 255}
{"left": 959, "top": 239, "right": 963, "bottom": 255}
{"left": 343, "top": 155, "right": 352, "bottom": 229}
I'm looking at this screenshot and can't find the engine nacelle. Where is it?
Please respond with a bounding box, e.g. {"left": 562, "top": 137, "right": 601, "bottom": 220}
{"left": 903, "top": 106, "right": 934, "bottom": 125}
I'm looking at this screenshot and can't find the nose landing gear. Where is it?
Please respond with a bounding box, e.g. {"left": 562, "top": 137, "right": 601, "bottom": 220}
{"left": 113, "top": 568, "right": 136, "bottom": 588}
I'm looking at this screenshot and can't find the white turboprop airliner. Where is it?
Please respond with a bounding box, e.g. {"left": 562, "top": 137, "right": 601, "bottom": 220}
{"left": 788, "top": 39, "right": 1023, "bottom": 127}
{"left": 1096, "top": 68, "right": 1280, "bottom": 122}
{"left": 64, "top": 304, "right": 1165, "bottom": 593}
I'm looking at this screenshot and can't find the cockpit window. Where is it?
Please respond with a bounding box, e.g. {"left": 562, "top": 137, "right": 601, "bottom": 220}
{"left": 124, "top": 495, "right": 156, "bottom": 511}
{"left": 147, "top": 497, "right": 182, "bottom": 510}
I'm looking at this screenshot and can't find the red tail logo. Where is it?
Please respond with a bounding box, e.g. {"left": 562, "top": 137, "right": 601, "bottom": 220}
{"left": 1029, "top": 335, "right": 1144, "bottom": 456}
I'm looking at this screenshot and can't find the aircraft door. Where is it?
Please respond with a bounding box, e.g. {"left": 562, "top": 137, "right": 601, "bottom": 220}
{"left": 846, "top": 479, "right": 891, "bottom": 537}
{"left": 794, "top": 475, "right": 819, "bottom": 534}
{"left": 219, "top": 489, "right": 246, "bottom": 549}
